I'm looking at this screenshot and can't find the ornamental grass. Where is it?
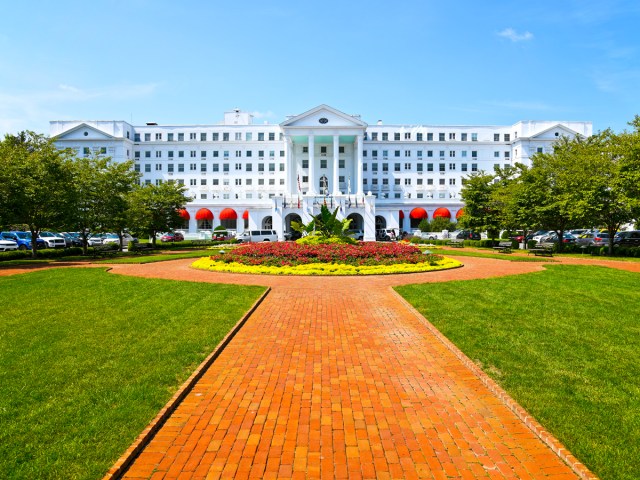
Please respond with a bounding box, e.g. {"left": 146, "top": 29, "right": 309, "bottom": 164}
{"left": 207, "top": 241, "right": 443, "bottom": 267}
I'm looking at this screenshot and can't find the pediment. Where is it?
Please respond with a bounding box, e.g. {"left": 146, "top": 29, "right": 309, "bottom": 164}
{"left": 529, "top": 124, "right": 581, "bottom": 140}
{"left": 53, "top": 123, "right": 115, "bottom": 141}
{"left": 280, "top": 105, "right": 367, "bottom": 129}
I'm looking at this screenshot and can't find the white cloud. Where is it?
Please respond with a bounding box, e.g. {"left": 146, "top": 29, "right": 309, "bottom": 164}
{"left": 498, "top": 28, "right": 534, "bottom": 42}
{"left": 250, "top": 110, "right": 275, "bottom": 119}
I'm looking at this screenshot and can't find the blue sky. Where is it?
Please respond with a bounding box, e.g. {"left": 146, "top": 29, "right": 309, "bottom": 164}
{"left": 1, "top": 0, "right": 639, "bottom": 136}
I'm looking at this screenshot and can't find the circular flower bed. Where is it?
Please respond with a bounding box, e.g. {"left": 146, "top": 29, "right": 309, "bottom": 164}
{"left": 191, "top": 242, "right": 462, "bottom": 276}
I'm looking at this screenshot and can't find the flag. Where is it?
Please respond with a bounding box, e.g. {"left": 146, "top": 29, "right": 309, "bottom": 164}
{"left": 297, "top": 195, "right": 300, "bottom": 208}
{"left": 297, "top": 174, "right": 301, "bottom": 193}
{"left": 347, "top": 176, "right": 351, "bottom": 195}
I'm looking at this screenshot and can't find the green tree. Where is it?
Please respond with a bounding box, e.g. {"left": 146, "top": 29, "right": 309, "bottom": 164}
{"left": 430, "top": 216, "right": 455, "bottom": 232}
{"left": 127, "top": 182, "right": 191, "bottom": 245}
{"left": 459, "top": 172, "right": 501, "bottom": 240}
{"left": 0, "top": 132, "right": 76, "bottom": 257}
{"left": 417, "top": 218, "right": 430, "bottom": 232}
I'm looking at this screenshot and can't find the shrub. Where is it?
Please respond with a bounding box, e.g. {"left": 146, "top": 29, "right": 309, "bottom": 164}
{"left": 528, "top": 240, "right": 538, "bottom": 249}
{"left": 501, "top": 231, "right": 511, "bottom": 239}
{"left": 296, "top": 235, "right": 356, "bottom": 246}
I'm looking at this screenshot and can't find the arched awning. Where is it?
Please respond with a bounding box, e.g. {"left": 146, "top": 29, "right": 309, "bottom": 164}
{"left": 399, "top": 210, "right": 405, "bottom": 220}
{"left": 195, "top": 208, "right": 213, "bottom": 221}
{"left": 219, "top": 208, "right": 238, "bottom": 220}
{"left": 455, "top": 208, "right": 465, "bottom": 219}
{"left": 433, "top": 207, "right": 452, "bottom": 219}
{"left": 242, "top": 210, "right": 249, "bottom": 220}
{"left": 409, "top": 207, "right": 428, "bottom": 220}
{"left": 178, "top": 208, "right": 190, "bottom": 220}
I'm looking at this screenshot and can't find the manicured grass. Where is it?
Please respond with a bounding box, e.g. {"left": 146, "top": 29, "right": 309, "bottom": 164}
{"left": 436, "top": 248, "right": 555, "bottom": 261}
{"left": 94, "top": 250, "right": 216, "bottom": 264}
{"left": 0, "top": 268, "right": 265, "bottom": 480}
{"left": 395, "top": 265, "right": 640, "bottom": 480}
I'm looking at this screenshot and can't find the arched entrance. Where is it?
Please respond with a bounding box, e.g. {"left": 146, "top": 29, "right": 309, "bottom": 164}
{"left": 347, "top": 213, "right": 364, "bottom": 230}
{"left": 319, "top": 175, "right": 329, "bottom": 195}
{"left": 375, "top": 215, "right": 386, "bottom": 230}
{"left": 284, "top": 213, "right": 302, "bottom": 240}
{"left": 195, "top": 208, "right": 213, "bottom": 230}
{"left": 262, "top": 216, "right": 273, "bottom": 229}
{"left": 409, "top": 207, "right": 428, "bottom": 229}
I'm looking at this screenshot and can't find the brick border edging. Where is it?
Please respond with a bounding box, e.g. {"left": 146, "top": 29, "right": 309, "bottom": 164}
{"left": 102, "top": 287, "right": 271, "bottom": 480}
{"left": 391, "top": 289, "right": 598, "bottom": 480}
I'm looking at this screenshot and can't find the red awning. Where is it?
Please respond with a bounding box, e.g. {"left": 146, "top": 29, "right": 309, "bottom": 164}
{"left": 433, "top": 207, "right": 451, "bottom": 219}
{"left": 399, "top": 210, "right": 405, "bottom": 220}
{"left": 409, "top": 207, "right": 428, "bottom": 220}
{"left": 242, "top": 210, "right": 249, "bottom": 220}
{"left": 455, "top": 208, "right": 465, "bottom": 219}
{"left": 219, "top": 208, "right": 238, "bottom": 220}
{"left": 195, "top": 208, "right": 213, "bottom": 221}
{"left": 178, "top": 208, "right": 190, "bottom": 220}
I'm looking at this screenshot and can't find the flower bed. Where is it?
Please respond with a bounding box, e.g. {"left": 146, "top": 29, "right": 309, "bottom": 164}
{"left": 191, "top": 242, "right": 462, "bottom": 276}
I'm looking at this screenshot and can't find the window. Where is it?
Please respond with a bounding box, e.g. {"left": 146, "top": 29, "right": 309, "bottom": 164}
{"left": 223, "top": 164, "right": 229, "bottom": 172}
{"left": 461, "top": 133, "right": 467, "bottom": 141}
{"left": 504, "top": 134, "right": 510, "bottom": 142}
{"left": 212, "top": 179, "right": 219, "bottom": 186}
{"left": 427, "top": 163, "right": 433, "bottom": 172}
{"left": 201, "top": 163, "right": 207, "bottom": 172}
{"left": 320, "top": 159, "right": 327, "bottom": 168}
{"left": 472, "top": 163, "right": 478, "bottom": 172}
{"left": 449, "top": 163, "right": 456, "bottom": 170}
{"left": 417, "top": 163, "right": 423, "bottom": 172}
{"left": 258, "top": 133, "right": 264, "bottom": 141}
{"left": 404, "top": 163, "right": 411, "bottom": 170}
{"left": 382, "top": 133, "right": 388, "bottom": 141}
{"left": 537, "top": 147, "right": 543, "bottom": 153}
{"left": 201, "top": 133, "right": 207, "bottom": 141}
{"left": 494, "top": 133, "right": 500, "bottom": 141}
{"left": 201, "top": 151, "right": 207, "bottom": 158}
{"left": 190, "top": 163, "right": 197, "bottom": 171}
{"left": 404, "top": 178, "right": 411, "bottom": 185}
{"left": 245, "top": 163, "right": 252, "bottom": 172}
{"left": 258, "top": 163, "right": 265, "bottom": 172}
{"left": 439, "top": 178, "right": 445, "bottom": 185}
{"left": 258, "top": 150, "right": 264, "bottom": 157}
{"left": 178, "top": 151, "right": 185, "bottom": 158}
{"left": 320, "top": 146, "right": 327, "bottom": 154}
{"left": 449, "top": 151, "right": 456, "bottom": 157}
{"left": 504, "top": 151, "right": 510, "bottom": 158}
{"left": 178, "top": 164, "right": 184, "bottom": 172}
{"left": 394, "top": 163, "right": 401, "bottom": 172}
{"left": 417, "top": 178, "right": 423, "bottom": 185}
{"left": 269, "top": 179, "right": 275, "bottom": 186}
{"left": 439, "top": 151, "right": 445, "bottom": 158}
{"left": 224, "top": 150, "right": 229, "bottom": 158}
{"left": 394, "top": 150, "right": 400, "bottom": 157}
{"left": 200, "top": 178, "right": 207, "bottom": 186}
{"left": 405, "top": 151, "right": 411, "bottom": 157}
{"left": 494, "top": 151, "right": 500, "bottom": 158}
{"left": 302, "top": 159, "right": 309, "bottom": 168}
{"left": 246, "top": 179, "right": 252, "bottom": 186}
{"left": 200, "top": 193, "right": 207, "bottom": 199}
{"left": 302, "top": 176, "right": 308, "bottom": 183}
{"left": 427, "top": 150, "right": 433, "bottom": 157}
{"left": 212, "top": 163, "right": 219, "bottom": 172}
{"left": 382, "top": 163, "right": 388, "bottom": 172}
{"left": 155, "top": 151, "right": 162, "bottom": 158}
{"left": 235, "top": 150, "right": 241, "bottom": 157}
{"left": 144, "top": 133, "right": 151, "bottom": 141}
{"left": 134, "top": 133, "right": 141, "bottom": 142}
{"left": 394, "top": 178, "right": 401, "bottom": 185}
{"left": 427, "top": 178, "right": 434, "bottom": 185}
{"left": 83, "top": 147, "right": 90, "bottom": 155}
{"left": 234, "top": 132, "right": 241, "bottom": 141}
{"left": 339, "top": 159, "right": 345, "bottom": 168}
{"left": 269, "top": 132, "right": 275, "bottom": 141}
{"left": 449, "top": 133, "right": 455, "bottom": 140}
{"left": 190, "top": 151, "right": 196, "bottom": 158}
{"left": 245, "top": 132, "right": 252, "bottom": 141}
{"left": 472, "top": 151, "right": 478, "bottom": 158}
{"left": 235, "top": 179, "right": 242, "bottom": 186}
{"left": 394, "top": 133, "right": 400, "bottom": 141}
{"left": 417, "top": 133, "right": 423, "bottom": 141}
{"left": 155, "top": 133, "right": 162, "bottom": 140}
{"left": 439, "top": 163, "right": 445, "bottom": 172}
{"left": 235, "top": 163, "right": 242, "bottom": 171}
{"left": 371, "top": 132, "right": 378, "bottom": 141}
{"left": 461, "top": 163, "right": 467, "bottom": 172}
{"left": 246, "top": 150, "right": 252, "bottom": 157}
{"left": 472, "top": 133, "right": 478, "bottom": 141}
{"left": 363, "top": 163, "right": 368, "bottom": 171}
{"left": 427, "top": 133, "right": 433, "bottom": 141}
{"left": 339, "top": 146, "right": 345, "bottom": 154}
{"left": 372, "top": 150, "right": 378, "bottom": 157}
{"left": 382, "top": 150, "right": 389, "bottom": 158}
{"left": 417, "top": 150, "right": 422, "bottom": 157}
{"left": 223, "top": 133, "right": 229, "bottom": 141}
{"left": 405, "top": 132, "right": 411, "bottom": 140}
{"left": 168, "top": 151, "right": 174, "bottom": 158}
{"left": 279, "top": 163, "right": 285, "bottom": 171}
{"left": 449, "top": 178, "right": 456, "bottom": 185}
{"left": 372, "top": 163, "right": 378, "bottom": 172}
{"left": 144, "top": 164, "right": 151, "bottom": 173}
{"left": 439, "top": 133, "right": 445, "bottom": 141}
{"left": 372, "top": 178, "right": 378, "bottom": 186}
{"left": 461, "top": 151, "right": 467, "bottom": 158}
{"left": 179, "top": 133, "right": 185, "bottom": 141}
{"left": 134, "top": 164, "right": 140, "bottom": 172}
{"left": 280, "top": 150, "right": 285, "bottom": 157}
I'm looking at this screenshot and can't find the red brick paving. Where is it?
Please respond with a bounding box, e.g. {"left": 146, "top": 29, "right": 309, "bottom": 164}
{"left": 98, "top": 256, "right": 604, "bottom": 479}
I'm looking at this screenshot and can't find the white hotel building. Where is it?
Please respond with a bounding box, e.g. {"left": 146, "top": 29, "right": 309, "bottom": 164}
{"left": 51, "top": 104, "right": 592, "bottom": 241}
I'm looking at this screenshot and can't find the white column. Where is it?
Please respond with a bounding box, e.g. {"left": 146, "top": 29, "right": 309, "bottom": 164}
{"left": 332, "top": 135, "right": 340, "bottom": 195}
{"left": 284, "top": 136, "right": 298, "bottom": 196}
{"left": 308, "top": 135, "right": 316, "bottom": 195}
{"left": 356, "top": 134, "right": 364, "bottom": 195}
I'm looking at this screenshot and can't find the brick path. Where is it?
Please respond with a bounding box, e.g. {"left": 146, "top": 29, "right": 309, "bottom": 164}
{"left": 96, "top": 256, "right": 603, "bottom": 479}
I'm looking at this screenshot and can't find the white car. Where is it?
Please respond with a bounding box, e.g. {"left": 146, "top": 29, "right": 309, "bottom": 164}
{"left": 102, "top": 233, "right": 137, "bottom": 246}
{"left": 38, "top": 231, "right": 66, "bottom": 248}
{"left": 0, "top": 238, "right": 18, "bottom": 251}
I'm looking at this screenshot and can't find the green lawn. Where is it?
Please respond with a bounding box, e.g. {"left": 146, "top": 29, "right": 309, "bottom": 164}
{"left": 396, "top": 265, "right": 640, "bottom": 480}
{"left": 0, "top": 268, "right": 265, "bottom": 480}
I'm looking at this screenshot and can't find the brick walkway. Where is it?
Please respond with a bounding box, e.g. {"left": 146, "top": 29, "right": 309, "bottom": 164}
{"left": 97, "top": 256, "right": 601, "bottom": 479}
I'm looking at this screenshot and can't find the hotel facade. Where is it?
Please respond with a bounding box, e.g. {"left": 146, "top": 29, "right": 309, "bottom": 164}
{"left": 51, "top": 105, "right": 592, "bottom": 241}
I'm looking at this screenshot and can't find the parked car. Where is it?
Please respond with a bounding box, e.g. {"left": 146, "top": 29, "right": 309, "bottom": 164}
{"left": 454, "top": 230, "right": 481, "bottom": 240}
{"left": 346, "top": 229, "right": 364, "bottom": 241}
{"left": 1, "top": 231, "right": 46, "bottom": 250}
{"left": 161, "top": 232, "right": 185, "bottom": 242}
{"left": 212, "top": 230, "right": 233, "bottom": 241}
{"left": 614, "top": 230, "right": 640, "bottom": 247}
{"left": 376, "top": 228, "right": 399, "bottom": 241}
{"left": 509, "top": 231, "right": 525, "bottom": 243}
{"left": 60, "top": 232, "right": 83, "bottom": 247}
{"left": 539, "top": 232, "right": 577, "bottom": 244}
{"left": 38, "top": 231, "right": 66, "bottom": 248}
{"left": 87, "top": 234, "right": 107, "bottom": 246}
{"left": 236, "top": 230, "right": 278, "bottom": 243}
{"left": 591, "top": 232, "right": 610, "bottom": 247}
{"left": 0, "top": 238, "right": 18, "bottom": 251}
{"left": 568, "top": 229, "right": 589, "bottom": 238}
{"left": 103, "top": 233, "right": 138, "bottom": 246}
{"left": 527, "top": 230, "right": 550, "bottom": 241}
